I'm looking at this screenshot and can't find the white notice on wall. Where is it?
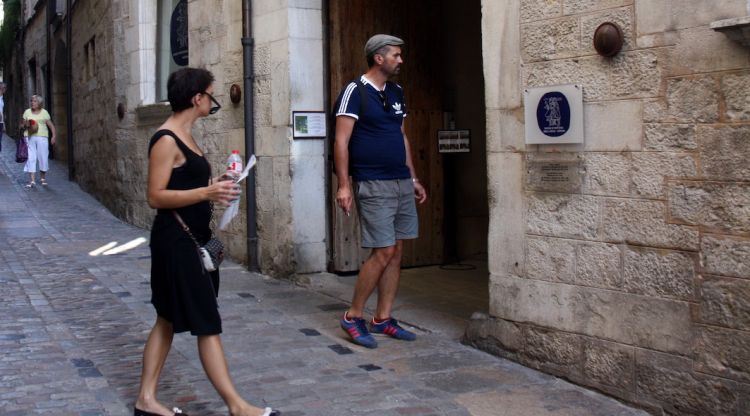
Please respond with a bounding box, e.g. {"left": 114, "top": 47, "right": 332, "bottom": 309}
{"left": 292, "top": 111, "right": 327, "bottom": 139}
{"left": 438, "top": 130, "right": 471, "bottom": 153}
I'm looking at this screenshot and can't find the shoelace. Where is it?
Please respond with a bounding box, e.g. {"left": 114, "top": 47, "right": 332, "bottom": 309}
{"left": 355, "top": 319, "right": 369, "bottom": 334}
{"left": 387, "top": 319, "right": 403, "bottom": 330}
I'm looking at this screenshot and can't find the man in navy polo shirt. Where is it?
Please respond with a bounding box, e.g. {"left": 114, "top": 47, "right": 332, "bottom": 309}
{"left": 333, "top": 34, "right": 428, "bottom": 349}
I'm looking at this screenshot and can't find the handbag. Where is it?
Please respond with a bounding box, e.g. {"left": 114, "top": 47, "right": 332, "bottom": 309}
{"left": 16, "top": 137, "right": 28, "bottom": 163}
{"left": 172, "top": 211, "right": 224, "bottom": 272}
{"left": 27, "top": 119, "right": 39, "bottom": 135}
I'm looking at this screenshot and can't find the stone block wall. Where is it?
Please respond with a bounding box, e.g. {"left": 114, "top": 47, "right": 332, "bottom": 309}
{"left": 187, "top": 0, "right": 253, "bottom": 265}
{"left": 69, "top": 0, "right": 124, "bottom": 216}
{"left": 116, "top": 0, "right": 157, "bottom": 230}
{"left": 21, "top": 5, "right": 47, "bottom": 114}
{"left": 62, "top": 0, "right": 321, "bottom": 276}
{"left": 253, "top": 0, "right": 295, "bottom": 275}
{"left": 471, "top": 0, "right": 750, "bottom": 414}
{"left": 252, "top": 0, "right": 327, "bottom": 276}
{"left": 70, "top": 0, "right": 160, "bottom": 231}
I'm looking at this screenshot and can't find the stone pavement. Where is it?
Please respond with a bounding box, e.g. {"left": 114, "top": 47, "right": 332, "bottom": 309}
{"left": 0, "top": 134, "right": 649, "bottom": 415}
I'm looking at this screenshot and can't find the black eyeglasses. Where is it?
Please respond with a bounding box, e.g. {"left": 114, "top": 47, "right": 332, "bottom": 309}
{"left": 202, "top": 91, "right": 221, "bottom": 114}
{"left": 377, "top": 90, "right": 389, "bottom": 112}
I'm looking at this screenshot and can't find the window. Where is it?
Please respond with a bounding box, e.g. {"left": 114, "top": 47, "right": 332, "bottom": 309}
{"left": 156, "top": 0, "right": 188, "bottom": 101}
{"left": 84, "top": 36, "right": 96, "bottom": 79}
{"left": 40, "top": 63, "right": 48, "bottom": 102}
{"left": 27, "top": 58, "right": 37, "bottom": 95}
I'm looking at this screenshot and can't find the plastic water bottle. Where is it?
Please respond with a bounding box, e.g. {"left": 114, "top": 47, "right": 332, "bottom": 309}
{"left": 226, "top": 150, "right": 243, "bottom": 182}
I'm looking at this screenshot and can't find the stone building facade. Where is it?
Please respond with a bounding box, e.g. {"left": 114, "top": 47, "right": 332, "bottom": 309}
{"left": 466, "top": 0, "right": 750, "bottom": 414}
{"left": 11, "top": 0, "right": 750, "bottom": 413}
{"left": 117, "top": 0, "right": 326, "bottom": 276}
{"left": 14, "top": 0, "right": 327, "bottom": 276}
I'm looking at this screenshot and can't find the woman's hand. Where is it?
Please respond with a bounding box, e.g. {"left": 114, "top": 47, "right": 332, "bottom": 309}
{"left": 46, "top": 120, "right": 57, "bottom": 144}
{"left": 213, "top": 172, "right": 238, "bottom": 183}
{"left": 205, "top": 178, "right": 241, "bottom": 207}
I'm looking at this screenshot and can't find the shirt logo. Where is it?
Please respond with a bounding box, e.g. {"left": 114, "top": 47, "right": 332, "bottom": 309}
{"left": 392, "top": 102, "right": 403, "bottom": 115}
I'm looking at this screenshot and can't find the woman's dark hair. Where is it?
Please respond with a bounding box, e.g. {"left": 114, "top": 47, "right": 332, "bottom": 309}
{"left": 167, "top": 67, "right": 215, "bottom": 112}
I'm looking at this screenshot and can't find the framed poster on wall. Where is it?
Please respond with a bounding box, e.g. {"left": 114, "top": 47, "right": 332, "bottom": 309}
{"left": 292, "top": 111, "right": 327, "bottom": 139}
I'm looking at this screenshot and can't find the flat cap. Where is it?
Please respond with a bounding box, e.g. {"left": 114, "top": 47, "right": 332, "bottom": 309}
{"left": 364, "top": 34, "right": 405, "bottom": 58}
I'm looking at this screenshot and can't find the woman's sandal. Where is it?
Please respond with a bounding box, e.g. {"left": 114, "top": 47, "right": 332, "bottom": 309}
{"left": 262, "top": 408, "right": 281, "bottom": 416}
{"left": 40, "top": 178, "right": 48, "bottom": 186}
{"left": 134, "top": 406, "right": 186, "bottom": 416}
{"left": 25, "top": 181, "right": 36, "bottom": 189}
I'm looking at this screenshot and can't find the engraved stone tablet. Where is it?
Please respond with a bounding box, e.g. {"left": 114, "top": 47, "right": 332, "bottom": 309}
{"left": 526, "top": 157, "right": 583, "bottom": 192}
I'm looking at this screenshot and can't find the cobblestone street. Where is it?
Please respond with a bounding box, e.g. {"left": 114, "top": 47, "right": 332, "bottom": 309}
{"left": 0, "top": 134, "right": 649, "bottom": 415}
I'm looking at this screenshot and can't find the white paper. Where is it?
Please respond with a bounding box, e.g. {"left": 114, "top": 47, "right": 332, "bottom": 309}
{"left": 235, "top": 154, "right": 257, "bottom": 184}
{"left": 219, "top": 155, "right": 257, "bottom": 230}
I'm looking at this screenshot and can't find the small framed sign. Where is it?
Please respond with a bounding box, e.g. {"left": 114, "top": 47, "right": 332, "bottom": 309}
{"left": 438, "top": 129, "right": 471, "bottom": 153}
{"left": 524, "top": 84, "right": 584, "bottom": 144}
{"left": 292, "top": 111, "right": 327, "bottom": 139}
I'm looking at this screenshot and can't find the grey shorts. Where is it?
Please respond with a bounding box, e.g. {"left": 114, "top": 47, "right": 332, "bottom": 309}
{"left": 354, "top": 178, "right": 418, "bottom": 248}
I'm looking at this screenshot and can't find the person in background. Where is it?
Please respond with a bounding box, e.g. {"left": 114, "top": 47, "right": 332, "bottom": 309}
{"left": 0, "top": 82, "right": 6, "bottom": 153}
{"left": 21, "top": 94, "right": 56, "bottom": 188}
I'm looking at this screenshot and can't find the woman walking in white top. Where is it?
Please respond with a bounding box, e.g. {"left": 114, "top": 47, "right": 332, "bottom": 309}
{"left": 21, "top": 94, "right": 57, "bottom": 188}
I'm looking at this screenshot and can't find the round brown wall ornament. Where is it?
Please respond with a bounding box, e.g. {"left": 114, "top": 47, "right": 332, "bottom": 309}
{"left": 230, "top": 84, "right": 242, "bottom": 104}
{"left": 593, "top": 22, "right": 624, "bottom": 57}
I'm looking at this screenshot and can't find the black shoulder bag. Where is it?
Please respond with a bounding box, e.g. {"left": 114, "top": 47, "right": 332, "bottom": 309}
{"left": 172, "top": 211, "right": 224, "bottom": 273}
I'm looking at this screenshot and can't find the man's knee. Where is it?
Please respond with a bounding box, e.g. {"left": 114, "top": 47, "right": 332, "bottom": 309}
{"left": 389, "top": 241, "right": 404, "bottom": 263}
{"left": 371, "top": 245, "right": 397, "bottom": 265}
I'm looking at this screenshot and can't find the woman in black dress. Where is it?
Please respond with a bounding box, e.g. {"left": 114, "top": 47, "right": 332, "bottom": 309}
{"left": 134, "top": 68, "right": 279, "bottom": 416}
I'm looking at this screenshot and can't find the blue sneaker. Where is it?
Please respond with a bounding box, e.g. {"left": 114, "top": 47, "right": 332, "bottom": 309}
{"left": 340, "top": 314, "right": 378, "bottom": 348}
{"left": 369, "top": 318, "right": 416, "bottom": 341}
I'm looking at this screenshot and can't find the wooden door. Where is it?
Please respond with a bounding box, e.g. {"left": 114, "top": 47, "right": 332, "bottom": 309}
{"left": 329, "top": 0, "right": 444, "bottom": 271}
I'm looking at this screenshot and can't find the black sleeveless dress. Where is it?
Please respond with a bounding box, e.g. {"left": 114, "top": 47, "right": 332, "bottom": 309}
{"left": 148, "top": 129, "right": 221, "bottom": 336}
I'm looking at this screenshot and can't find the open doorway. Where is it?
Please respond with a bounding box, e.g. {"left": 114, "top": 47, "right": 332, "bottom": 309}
{"left": 326, "top": 0, "right": 488, "bottom": 330}
{"left": 52, "top": 40, "right": 69, "bottom": 164}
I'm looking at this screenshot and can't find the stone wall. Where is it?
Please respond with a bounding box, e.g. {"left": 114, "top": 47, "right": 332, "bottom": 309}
{"left": 186, "top": 1, "right": 250, "bottom": 264}
{"left": 67, "top": 0, "right": 124, "bottom": 220}
{"left": 21, "top": 3, "right": 47, "bottom": 116}
{"left": 252, "top": 1, "right": 295, "bottom": 275}
{"left": 116, "top": 0, "right": 157, "bottom": 230}
{"left": 253, "top": 0, "right": 327, "bottom": 276}
{"left": 18, "top": 2, "right": 69, "bottom": 163}
{"left": 469, "top": 0, "right": 750, "bottom": 414}
{"left": 69, "top": 0, "right": 309, "bottom": 276}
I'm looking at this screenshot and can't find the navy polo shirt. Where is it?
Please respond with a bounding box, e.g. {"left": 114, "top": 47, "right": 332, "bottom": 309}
{"left": 335, "top": 75, "right": 410, "bottom": 182}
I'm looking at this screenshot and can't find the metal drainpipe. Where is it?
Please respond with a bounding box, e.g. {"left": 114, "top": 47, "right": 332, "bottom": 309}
{"left": 66, "top": 0, "right": 75, "bottom": 181}
{"left": 242, "top": 0, "right": 259, "bottom": 271}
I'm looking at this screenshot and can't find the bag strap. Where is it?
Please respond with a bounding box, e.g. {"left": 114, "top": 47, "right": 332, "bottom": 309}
{"left": 386, "top": 81, "right": 405, "bottom": 108}
{"left": 354, "top": 78, "right": 368, "bottom": 114}
{"left": 172, "top": 211, "right": 202, "bottom": 250}
{"left": 173, "top": 211, "right": 218, "bottom": 285}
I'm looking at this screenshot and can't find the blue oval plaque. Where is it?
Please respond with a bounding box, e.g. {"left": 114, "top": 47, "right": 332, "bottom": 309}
{"left": 536, "top": 91, "right": 570, "bottom": 137}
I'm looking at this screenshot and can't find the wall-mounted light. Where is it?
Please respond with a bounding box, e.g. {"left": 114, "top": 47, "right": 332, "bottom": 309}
{"left": 593, "top": 22, "right": 624, "bottom": 57}
{"left": 230, "top": 84, "right": 242, "bottom": 104}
